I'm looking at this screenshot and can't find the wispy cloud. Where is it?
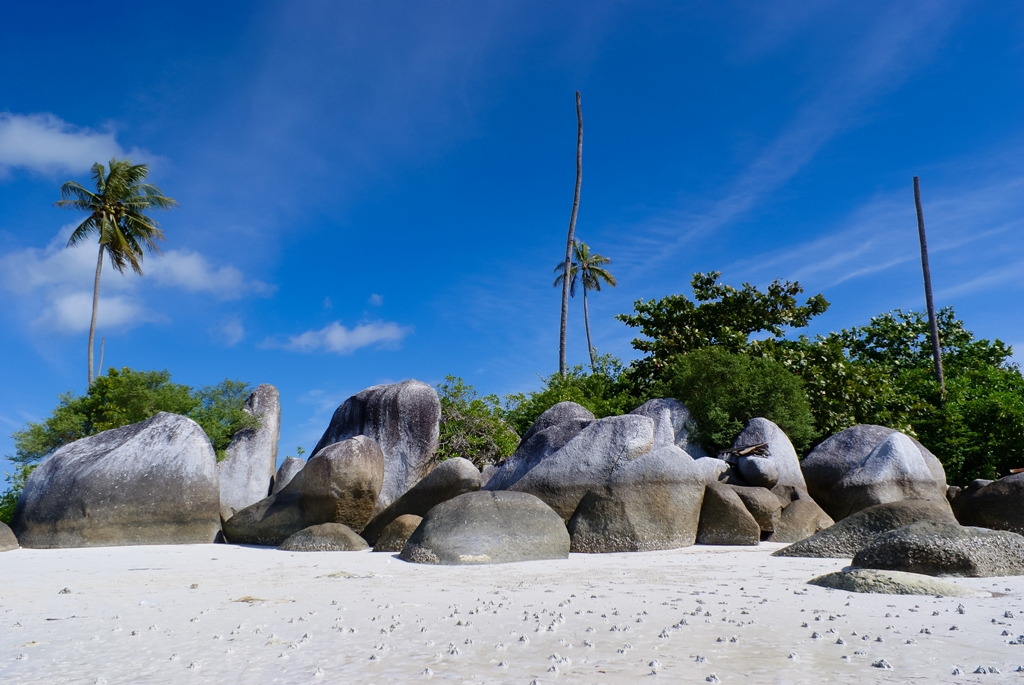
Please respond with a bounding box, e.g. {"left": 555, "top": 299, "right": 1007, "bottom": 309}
{"left": 727, "top": 171, "right": 1024, "bottom": 293}
{"left": 0, "top": 226, "right": 273, "bottom": 333}
{"left": 211, "top": 318, "right": 246, "bottom": 347}
{"left": 267, "top": 320, "right": 412, "bottom": 355}
{"left": 611, "top": 1, "right": 963, "bottom": 273}
{"left": 0, "top": 112, "right": 149, "bottom": 177}
{"left": 38, "top": 291, "right": 158, "bottom": 334}
{"left": 147, "top": 250, "right": 274, "bottom": 300}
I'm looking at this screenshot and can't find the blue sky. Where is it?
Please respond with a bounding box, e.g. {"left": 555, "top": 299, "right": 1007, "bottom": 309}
{"left": 2, "top": 1, "right": 1023, "bottom": 474}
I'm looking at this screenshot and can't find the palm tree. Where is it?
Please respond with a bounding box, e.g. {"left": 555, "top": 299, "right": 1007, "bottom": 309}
{"left": 55, "top": 159, "right": 177, "bottom": 385}
{"left": 553, "top": 240, "right": 617, "bottom": 369}
{"left": 559, "top": 90, "right": 583, "bottom": 377}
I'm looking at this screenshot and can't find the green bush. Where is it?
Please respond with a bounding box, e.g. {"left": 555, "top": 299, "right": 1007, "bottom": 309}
{"left": 660, "top": 347, "right": 816, "bottom": 454}
{"left": 2, "top": 368, "right": 260, "bottom": 523}
{"left": 0, "top": 463, "right": 35, "bottom": 525}
{"left": 436, "top": 376, "right": 519, "bottom": 469}
{"left": 10, "top": 368, "right": 258, "bottom": 466}
{"left": 502, "top": 355, "right": 643, "bottom": 438}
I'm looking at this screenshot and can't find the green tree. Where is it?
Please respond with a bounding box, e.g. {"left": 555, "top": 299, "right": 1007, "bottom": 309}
{"left": 617, "top": 271, "right": 829, "bottom": 383}
{"left": 553, "top": 240, "right": 617, "bottom": 370}
{"left": 658, "top": 347, "right": 816, "bottom": 454}
{"left": 436, "top": 377, "right": 519, "bottom": 469}
{"left": 0, "top": 463, "right": 35, "bottom": 525}
{"left": 9, "top": 368, "right": 257, "bottom": 466}
{"left": 503, "top": 354, "right": 642, "bottom": 437}
{"left": 56, "top": 159, "right": 177, "bottom": 385}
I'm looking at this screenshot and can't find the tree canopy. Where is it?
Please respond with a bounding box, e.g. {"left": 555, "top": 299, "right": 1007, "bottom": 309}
{"left": 617, "top": 271, "right": 829, "bottom": 380}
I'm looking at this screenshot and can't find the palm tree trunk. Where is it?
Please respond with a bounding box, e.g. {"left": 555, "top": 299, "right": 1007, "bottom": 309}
{"left": 913, "top": 176, "right": 945, "bottom": 397}
{"left": 583, "top": 283, "right": 595, "bottom": 370}
{"left": 559, "top": 91, "right": 583, "bottom": 376}
{"left": 88, "top": 244, "right": 104, "bottom": 386}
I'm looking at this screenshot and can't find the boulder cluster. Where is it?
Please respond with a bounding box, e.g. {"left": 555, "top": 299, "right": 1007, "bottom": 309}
{"left": 6, "top": 377, "right": 1024, "bottom": 581}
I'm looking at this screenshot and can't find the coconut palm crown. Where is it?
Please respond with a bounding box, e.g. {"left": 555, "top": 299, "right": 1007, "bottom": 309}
{"left": 552, "top": 239, "right": 617, "bottom": 369}
{"left": 55, "top": 159, "right": 177, "bottom": 385}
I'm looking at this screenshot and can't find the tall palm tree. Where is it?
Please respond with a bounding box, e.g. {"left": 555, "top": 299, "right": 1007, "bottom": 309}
{"left": 559, "top": 91, "right": 583, "bottom": 377}
{"left": 553, "top": 240, "right": 617, "bottom": 369}
{"left": 55, "top": 159, "right": 177, "bottom": 385}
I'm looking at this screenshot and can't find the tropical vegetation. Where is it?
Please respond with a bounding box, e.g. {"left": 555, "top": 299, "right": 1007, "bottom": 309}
{"left": 1, "top": 368, "right": 258, "bottom": 524}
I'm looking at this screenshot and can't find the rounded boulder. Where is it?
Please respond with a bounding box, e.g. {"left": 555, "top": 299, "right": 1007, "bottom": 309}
{"left": 399, "top": 491, "right": 569, "bottom": 565}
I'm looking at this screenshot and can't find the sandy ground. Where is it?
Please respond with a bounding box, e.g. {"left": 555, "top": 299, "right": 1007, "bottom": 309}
{"left": 2, "top": 542, "right": 1023, "bottom": 684}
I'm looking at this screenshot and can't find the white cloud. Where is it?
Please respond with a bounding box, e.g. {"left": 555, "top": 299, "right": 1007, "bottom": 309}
{"left": 211, "top": 318, "right": 246, "bottom": 347}
{"left": 0, "top": 226, "right": 273, "bottom": 334}
{"left": 38, "top": 291, "right": 154, "bottom": 333}
{"left": 269, "top": 320, "right": 412, "bottom": 355}
{"left": 148, "top": 250, "right": 274, "bottom": 300}
{"left": 0, "top": 112, "right": 148, "bottom": 176}
{"left": 368, "top": 293, "right": 384, "bottom": 306}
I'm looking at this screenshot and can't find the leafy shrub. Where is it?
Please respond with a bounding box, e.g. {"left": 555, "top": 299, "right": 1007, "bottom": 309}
{"left": 502, "top": 355, "right": 643, "bottom": 437}
{"left": 10, "top": 368, "right": 258, "bottom": 466}
{"left": 0, "top": 463, "right": 35, "bottom": 525}
{"left": 436, "top": 376, "right": 519, "bottom": 469}
{"left": 2, "top": 368, "right": 260, "bottom": 524}
{"left": 660, "top": 347, "right": 816, "bottom": 454}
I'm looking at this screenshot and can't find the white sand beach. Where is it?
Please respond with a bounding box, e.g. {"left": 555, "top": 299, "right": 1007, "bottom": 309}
{"left": 2, "top": 543, "right": 1022, "bottom": 684}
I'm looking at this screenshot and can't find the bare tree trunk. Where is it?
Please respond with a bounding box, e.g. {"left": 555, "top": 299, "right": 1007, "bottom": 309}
{"left": 914, "top": 176, "right": 945, "bottom": 396}
{"left": 559, "top": 91, "right": 583, "bottom": 376}
{"left": 583, "top": 283, "right": 595, "bottom": 370}
{"left": 88, "top": 244, "right": 105, "bottom": 386}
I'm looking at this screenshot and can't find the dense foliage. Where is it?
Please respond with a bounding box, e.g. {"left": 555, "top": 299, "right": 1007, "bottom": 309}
{"left": 1, "top": 368, "right": 259, "bottom": 525}
{"left": 502, "top": 355, "right": 642, "bottom": 437}
{"left": 0, "top": 463, "right": 34, "bottom": 525}
{"left": 435, "top": 376, "right": 519, "bottom": 469}
{"left": 657, "top": 347, "right": 816, "bottom": 454}
{"left": 797, "top": 309, "right": 1024, "bottom": 485}
{"left": 617, "top": 271, "right": 829, "bottom": 381}
{"left": 10, "top": 368, "right": 259, "bottom": 467}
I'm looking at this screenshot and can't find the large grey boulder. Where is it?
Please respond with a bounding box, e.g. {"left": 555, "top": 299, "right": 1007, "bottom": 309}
{"left": 399, "top": 491, "right": 570, "bottom": 565}
{"left": 484, "top": 403, "right": 594, "bottom": 492}
{"left": 801, "top": 424, "right": 947, "bottom": 520}
{"left": 0, "top": 522, "right": 18, "bottom": 552}
{"left": 630, "top": 398, "right": 706, "bottom": 457}
{"left": 854, "top": 521, "right": 1024, "bottom": 577}
{"left": 696, "top": 483, "right": 760, "bottom": 545}
{"left": 484, "top": 414, "right": 656, "bottom": 520}
{"left": 272, "top": 456, "right": 305, "bottom": 495}
{"left": 952, "top": 473, "right": 1024, "bottom": 535}
{"left": 773, "top": 499, "right": 956, "bottom": 558}
{"left": 278, "top": 523, "right": 369, "bottom": 552}
{"left": 694, "top": 457, "right": 742, "bottom": 485}
{"left": 373, "top": 514, "right": 422, "bottom": 552}
{"left": 361, "top": 457, "right": 481, "bottom": 546}
{"left": 312, "top": 380, "right": 440, "bottom": 514}
{"left": 222, "top": 435, "right": 384, "bottom": 546}
{"left": 808, "top": 568, "right": 979, "bottom": 597}
{"left": 567, "top": 444, "right": 705, "bottom": 553}
{"left": 217, "top": 384, "right": 280, "bottom": 521}
{"left": 12, "top": 413, "right": 221, "bottom": 548}
{"left": 521, "top": 401, "right": 594, "bottom": 443}
{"left": 827, "top": 433, "right": 949, "bottom": 520}
{"left": 731, "top": 418, "right": 806, "bottom": 491}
